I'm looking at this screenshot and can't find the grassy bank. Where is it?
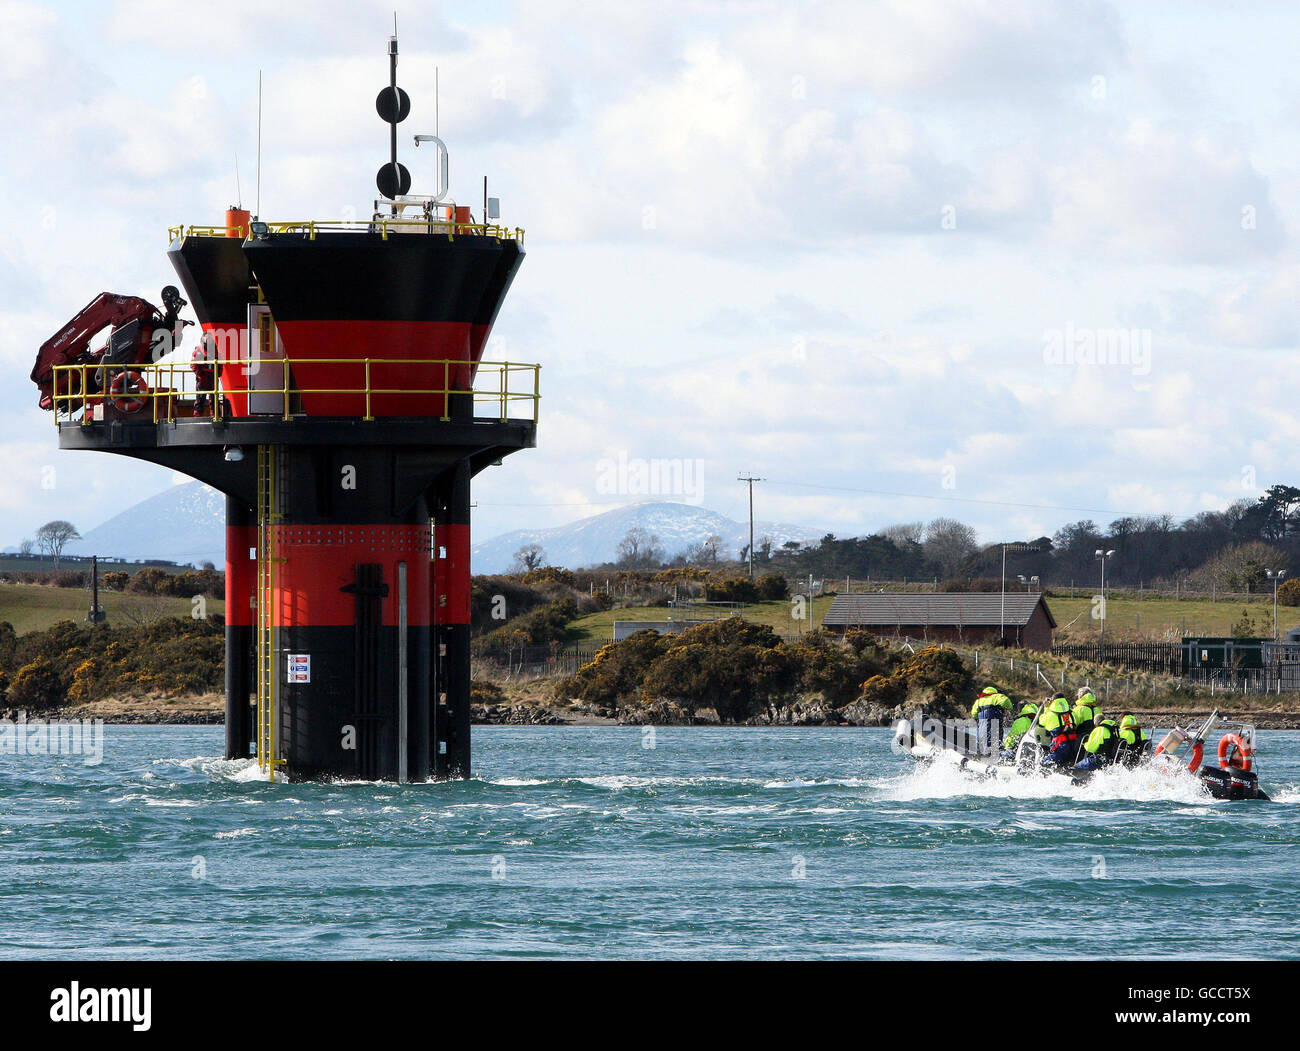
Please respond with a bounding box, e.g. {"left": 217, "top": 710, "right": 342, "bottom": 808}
{"left": 568, "top": 596, "right": 836, "bottom": 643}
{"left": 1047, "top": 594, "right": 1284, "bottom": 640}
{"left": 0, "top": 582, "right": 224, "bottom": 634}
{"left": 567, "top": 592, "right": 1292, "bottom": 645}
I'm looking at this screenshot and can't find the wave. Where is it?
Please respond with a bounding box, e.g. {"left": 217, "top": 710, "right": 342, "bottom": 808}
{"left": 165, "top": 756, "right": 269, "bottom": 783}
{"left": 876, "top": 752, "right": 1220, "bottom": 804}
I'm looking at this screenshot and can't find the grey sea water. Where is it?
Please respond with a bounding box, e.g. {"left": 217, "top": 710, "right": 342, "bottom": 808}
{"left": 2, "top": 725, "right": 1298, "bottom": 960}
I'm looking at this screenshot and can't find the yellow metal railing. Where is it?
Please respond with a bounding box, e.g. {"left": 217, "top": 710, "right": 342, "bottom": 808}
{"left": 167, "top": 218, "right": 524, "bottom": 245}
{"left": 50, "top": 358, "right": 541, "bottom": 427}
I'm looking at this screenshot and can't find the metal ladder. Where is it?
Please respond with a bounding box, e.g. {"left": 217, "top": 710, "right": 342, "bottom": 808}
{"left": 255, "top": 445, "right": 285, "bottom": 781}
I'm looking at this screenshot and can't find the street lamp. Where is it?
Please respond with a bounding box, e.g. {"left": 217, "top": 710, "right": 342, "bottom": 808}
{"left": 1095, "top": 549, "right": 1115, "bottom": 658}
{"left": 1267, "top": 569, "right": 1287, "bottom": 641}
{"left": 1016, "top": 574, "right": 1040, "bottom": 593}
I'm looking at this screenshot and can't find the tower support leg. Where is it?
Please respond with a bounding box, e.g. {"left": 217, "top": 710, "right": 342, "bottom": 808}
{"left": 224, "top": 495, "right": 255, "bottom": 759}
{"left": 433, "top": 459, "right": 472, "bottom": 779}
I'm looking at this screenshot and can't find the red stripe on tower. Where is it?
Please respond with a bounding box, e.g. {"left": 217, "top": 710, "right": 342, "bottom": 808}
{"left": 273, "top": 524, "right": 434, "bottom": 627}
{"left": 434, "top": 524, "right": 471, "bottom": 625}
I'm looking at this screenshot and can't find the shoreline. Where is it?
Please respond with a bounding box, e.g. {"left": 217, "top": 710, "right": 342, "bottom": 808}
{"left": 10, "top": 697, "right": 1300, "bottom": 729}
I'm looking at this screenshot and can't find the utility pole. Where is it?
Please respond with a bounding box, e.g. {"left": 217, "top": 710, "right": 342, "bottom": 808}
{"left": 999, "top": 541, "right": 1042, "bottom": 645}
{"left": 738, "top": 475, "right": 764, "bottom": 578}
{"left": 1001, "top": 543, "right": 1007, "bottom": 644}
{"left": 87, "top": 554, "right": 104, "bottom": 624}
{"left": 1096, "top": 548, "right": 1115, "bottom": 659}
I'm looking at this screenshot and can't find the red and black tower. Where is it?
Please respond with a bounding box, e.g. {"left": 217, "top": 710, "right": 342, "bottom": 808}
{"left": 36, "top": 35, "right": 536, "bottom": 781}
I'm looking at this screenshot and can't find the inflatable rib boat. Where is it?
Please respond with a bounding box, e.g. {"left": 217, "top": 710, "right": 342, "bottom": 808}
{"left": 894, "top": 708, "right": 1269, "bottom": 801}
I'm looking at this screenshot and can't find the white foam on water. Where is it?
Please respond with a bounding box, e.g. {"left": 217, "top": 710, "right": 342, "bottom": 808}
{"left": 876, "top": 752, "right": 1220, "bottom": 805}
{"left": 574, "top": 774, "right": 753, "bottom": 790}
{"left": 164, "top": 756, "right": 268, "bottom": 783}
{"left": 215, "top": 828, "right": 257, "bottom": 839}
{"left": 763, "top": 776, "right": 874, "bottom": 789}
{"left": 108, "top": 793, "right": 202, "bottom": 807}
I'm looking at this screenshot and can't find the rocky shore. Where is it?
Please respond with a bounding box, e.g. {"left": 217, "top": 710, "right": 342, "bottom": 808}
{"left": 8, "top": 695, "right": 1300, "bottom": 729}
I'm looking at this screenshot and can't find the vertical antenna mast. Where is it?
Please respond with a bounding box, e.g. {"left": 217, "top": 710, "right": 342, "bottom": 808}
{"left": 256, "top": 71, "right": 263, "bottom": 218}
{"left": 375, "top": 23, "right": 411, "bottom": 210}
{"left": 389, "top": 31, "right": 398, "bottom": 215}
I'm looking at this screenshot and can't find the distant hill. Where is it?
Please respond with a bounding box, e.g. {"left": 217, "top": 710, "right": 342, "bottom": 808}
{"left": 57, "top": 487, "right": 818, "bottom": 575}
{"left": 471, "top": 502, "right": 819, "bottom": 574}
{"left": 68, "top": 482, "right": 225, "bottom": 567}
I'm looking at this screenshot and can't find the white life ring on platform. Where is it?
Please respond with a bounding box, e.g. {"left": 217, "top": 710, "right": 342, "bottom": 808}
{"left": 108, "top": 370, "right": 149, "bottom": 413}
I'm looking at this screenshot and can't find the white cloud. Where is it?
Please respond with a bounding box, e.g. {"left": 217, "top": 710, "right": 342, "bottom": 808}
{"left": 3, "top": 0, "right": 1297, "bottom": 554}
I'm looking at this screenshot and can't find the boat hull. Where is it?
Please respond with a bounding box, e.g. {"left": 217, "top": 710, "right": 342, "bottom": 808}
{"left": 894, "top": 718, "right": 1270, "bottom": 800}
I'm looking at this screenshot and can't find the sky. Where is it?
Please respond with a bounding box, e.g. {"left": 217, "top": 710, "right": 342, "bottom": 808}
{"left": 2, "top": 0, "right": 1297, "bottom": 555}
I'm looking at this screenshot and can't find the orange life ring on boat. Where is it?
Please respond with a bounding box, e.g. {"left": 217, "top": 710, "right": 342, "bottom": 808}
{"left": 1218, "top": 733, "right": 1253, "bottom": 772}
{"left": 1186, "top": 740, "right": 1204, "bottom": 773}
{"left": 108, "top": 370, "right": 149, "bottom": 413}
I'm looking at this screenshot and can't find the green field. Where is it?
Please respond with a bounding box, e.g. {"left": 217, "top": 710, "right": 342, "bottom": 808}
{"left": 0, "top": 583, "right": 224, "bottom": 635}
{"left": 569, "top": 596, "right": 839, "bottom": 644}
{"left": 1045, "top": 594, "right": 1285, "bottom": 641}
{"left": 568, "top": 592, "right": 1291, "bottom": 646}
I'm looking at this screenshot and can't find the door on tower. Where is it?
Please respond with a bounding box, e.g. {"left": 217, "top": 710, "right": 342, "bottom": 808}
{"left": 247, "top": 304, "right": 289, "bottom": 415}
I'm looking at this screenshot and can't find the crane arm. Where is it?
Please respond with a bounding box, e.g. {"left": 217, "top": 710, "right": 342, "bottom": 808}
{"left": 31, "top": 289, "right": 186, "bottom": 410}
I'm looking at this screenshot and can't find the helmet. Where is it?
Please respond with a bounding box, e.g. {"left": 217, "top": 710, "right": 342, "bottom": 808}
{"left": 1021, "top": 702, "right": 1039, "bottom": 716}
{"left": 1050, "top": 696, "right": 1071, "bottom": 713}
{"left": 1119, "top": 715, "right": 1138, "bottom": 729}
{"left": 981, "top": 686, "right": 999, "bottom": 696}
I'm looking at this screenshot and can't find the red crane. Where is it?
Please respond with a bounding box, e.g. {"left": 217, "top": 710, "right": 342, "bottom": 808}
{"left": 31, "top": 286, "right": 188, "bottom": 409}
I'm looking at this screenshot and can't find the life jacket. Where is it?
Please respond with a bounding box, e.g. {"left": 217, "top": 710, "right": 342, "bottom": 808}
{"left": 1084, "top": 719, "right": 1118, "bottom": 758}
{"left": 1003, "top": 705, "right": 1039, "bottom": 748}
{"left": 1040, "top": 699, "right": 1074, "bottom": 735}
{"left": 972, "top": 691, "right": 1011, "bottom": 716}
{"left": 1116, "top": 723, "right": 1147, "bottom": 764}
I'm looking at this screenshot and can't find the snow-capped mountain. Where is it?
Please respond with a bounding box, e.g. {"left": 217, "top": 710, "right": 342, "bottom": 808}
{"left": 471, "top": 502, "right": 819, "bottom": 574}
{"left": 68, "top": 481, "right": 225, "bottom": 566}
{"left": 59, "top": 488, "right": 819, "bottom": 574}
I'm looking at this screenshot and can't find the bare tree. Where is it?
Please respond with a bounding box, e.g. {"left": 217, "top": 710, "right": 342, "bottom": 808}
{"left": 685, "top": 533, "right": 725, "bottom": 566}
{"left": 923, "top": 518, "right": 978, "bottom": 577}
{"left": 36, "top": 520, "right": 80, "bottom": 569}
{"left": 118, "top": 594, "right": 175, "bottom": 627}
{"left": 881, "top": 522, "right": 924, "bottom": 546}
{"left": 511, "top": 543, "right": 547, "bottom": 573}
{"left": 616, "top": 527, "right": 664, "bottom": 569}
{"left": 18, "top": 538, "right": 34, "bottom": 557}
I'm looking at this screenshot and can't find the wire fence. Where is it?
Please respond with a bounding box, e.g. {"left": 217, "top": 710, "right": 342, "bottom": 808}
{"left": 1051, "top": 641, "right": 1184, "bottom": 673}
{"left": 472, "top": 644, "right": 599, "bottom": 680}
{"left": 880, "top": 635, "right": 1300, "bottom": 700}
{"left": 837, "top": 577, "right": 1278, "bottom": 603}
